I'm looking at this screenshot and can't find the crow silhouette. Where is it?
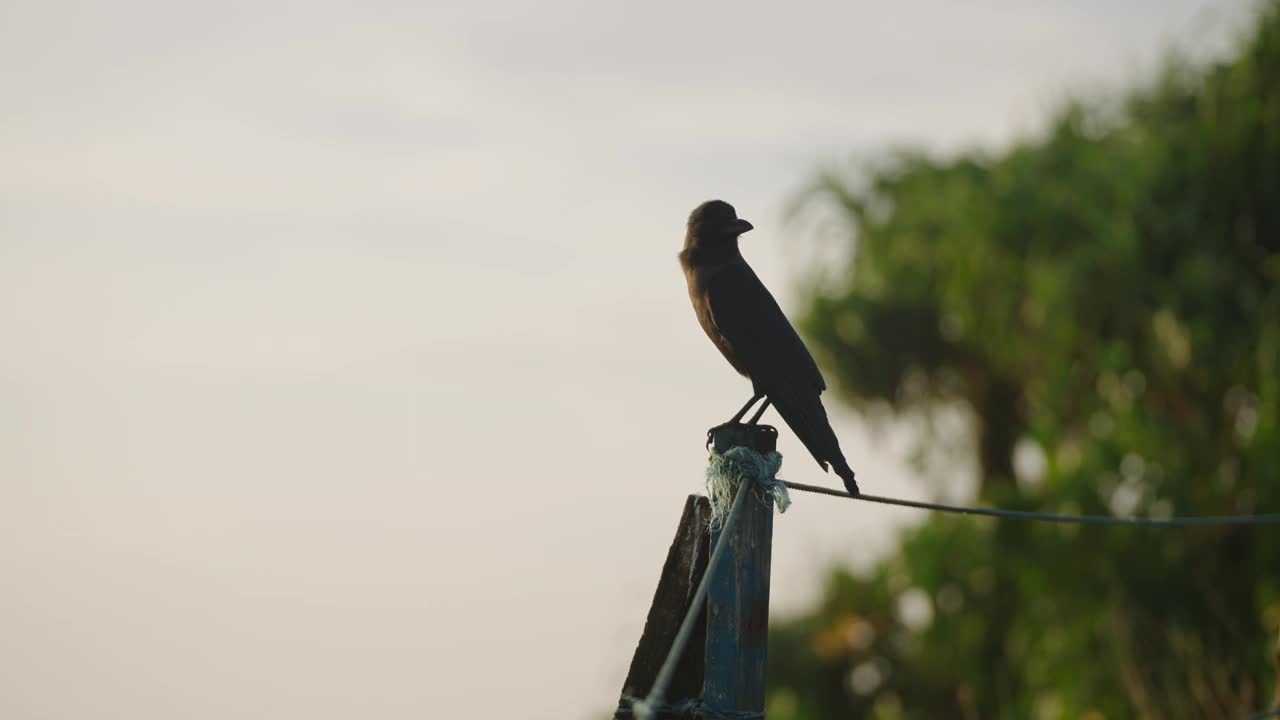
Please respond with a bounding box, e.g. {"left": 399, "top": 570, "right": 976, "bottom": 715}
{"left": 679, "top": 199, "right": 858, "bottom": 495}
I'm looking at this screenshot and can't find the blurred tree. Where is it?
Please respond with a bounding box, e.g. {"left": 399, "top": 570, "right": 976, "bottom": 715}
{"left": 770, "top": 3, "right": 1280, "bottom": 718}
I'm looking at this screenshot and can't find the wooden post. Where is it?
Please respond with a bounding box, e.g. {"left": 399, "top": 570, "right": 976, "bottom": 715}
{"left": 614, "top": 495, "right": 712, "bottom": 719}
{"left": 703, "top": 424, "right": 777, "bottom": 717}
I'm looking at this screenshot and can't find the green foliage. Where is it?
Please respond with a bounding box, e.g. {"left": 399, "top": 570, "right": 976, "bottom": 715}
{"left": 771, "top": 4, "right": 1280, "bottom": 718}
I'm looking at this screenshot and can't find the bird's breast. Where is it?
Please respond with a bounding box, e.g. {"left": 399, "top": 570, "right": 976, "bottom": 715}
{"left": 685, "top": 262, "right": 752, "bottom": 379}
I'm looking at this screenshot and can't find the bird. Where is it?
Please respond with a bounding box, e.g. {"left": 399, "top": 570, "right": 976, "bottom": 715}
{"left": 679, "top": 199, "right": 859, "bottom": 495}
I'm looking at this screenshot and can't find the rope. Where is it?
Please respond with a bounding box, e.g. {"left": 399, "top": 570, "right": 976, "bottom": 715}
{"left": 706, "top": 447, "right": 790, "bottom": 529}
{"left": 782, "top": 481, "right": 1280, "bottom": 526}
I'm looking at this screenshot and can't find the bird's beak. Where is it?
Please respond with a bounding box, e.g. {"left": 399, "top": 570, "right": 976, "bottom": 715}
{"left": 732, "top": 219, "right": 754, "bottom": 236}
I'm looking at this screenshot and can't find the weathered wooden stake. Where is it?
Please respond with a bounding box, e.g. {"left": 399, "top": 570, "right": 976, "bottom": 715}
{"left": 703, "top": 424, "right": 777, "bottom": 717}
{"left": 614, "top": 495, "right": 712, "bottom": 718}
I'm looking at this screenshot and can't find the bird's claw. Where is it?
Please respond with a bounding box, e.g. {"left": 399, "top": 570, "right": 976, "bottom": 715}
{"left": 705, "top": 422, "right": 737, "bottom": 450}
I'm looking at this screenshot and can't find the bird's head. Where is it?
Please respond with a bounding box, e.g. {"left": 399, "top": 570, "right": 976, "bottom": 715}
{"left": 685, "top": 199, "right": 753, "bottom": 249}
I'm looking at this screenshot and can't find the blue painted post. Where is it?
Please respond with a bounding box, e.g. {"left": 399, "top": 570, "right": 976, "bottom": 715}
{"left": 704, "top": 424, "right": 776, "bottom": 718}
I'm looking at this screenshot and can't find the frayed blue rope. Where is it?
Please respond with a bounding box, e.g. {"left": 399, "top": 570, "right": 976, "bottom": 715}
{"left": 705, "top": 447, "right": 790, "bottom": 531}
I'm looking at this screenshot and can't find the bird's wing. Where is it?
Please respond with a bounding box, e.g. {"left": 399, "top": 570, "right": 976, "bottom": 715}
{"left": 704, "top": 262, "right": 827, "bottom": 394}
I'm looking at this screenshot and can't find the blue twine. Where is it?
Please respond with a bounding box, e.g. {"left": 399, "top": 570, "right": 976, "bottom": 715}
{"left": 705, "top": 447, "right": 790, "bottom": 531}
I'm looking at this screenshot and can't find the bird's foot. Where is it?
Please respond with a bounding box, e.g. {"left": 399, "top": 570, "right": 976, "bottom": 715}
{"left": 705, "top": 421, "right": 744, "bottom": 449}
{"left": 705, "top": 424, "right": 723, "bottom": 449}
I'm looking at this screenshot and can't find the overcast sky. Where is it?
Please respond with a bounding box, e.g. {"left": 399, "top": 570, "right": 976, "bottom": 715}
{"left": 0, "top": 1, "right": 1258, "bottom": 718}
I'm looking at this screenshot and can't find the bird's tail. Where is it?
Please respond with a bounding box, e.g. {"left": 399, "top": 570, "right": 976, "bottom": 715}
{"left": 772, "top": 390, "right": 860, "bottom": 496}
{"left": 829, "top": 454, "right": 859, "bottom": 496}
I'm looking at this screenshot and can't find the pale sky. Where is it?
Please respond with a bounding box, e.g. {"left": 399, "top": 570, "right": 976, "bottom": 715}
{"left": 0, "top": 1, "right": 1257, "bottom": 718}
